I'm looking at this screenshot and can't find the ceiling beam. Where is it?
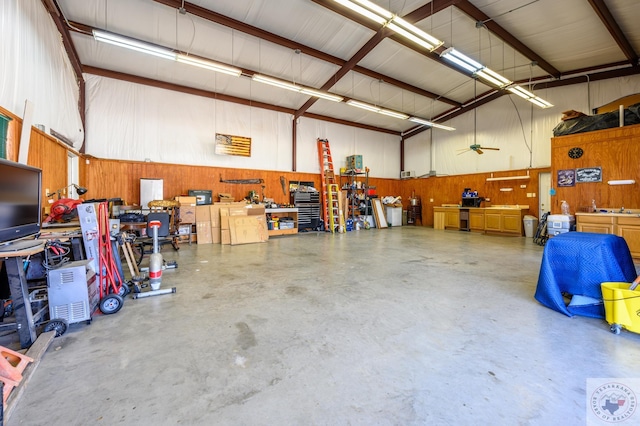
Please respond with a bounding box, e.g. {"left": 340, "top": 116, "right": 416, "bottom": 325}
{"left": 82, "top": 66, "right": 400, "bottom": 136}
{"left": 455, "top": 0, "right": 560, "bottom": 78}
{"left": 297, "top": 0, "right": 460, "bottom": 119}
{"left": 151, "top": 0, "right": 458, "bottom": 109}
{"left": 587, "top": 0, "right": 638, "bottom": 65}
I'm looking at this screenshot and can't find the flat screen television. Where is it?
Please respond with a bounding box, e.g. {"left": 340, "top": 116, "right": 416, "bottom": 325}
{"left": 0, "top": 158, "right": 43, "bottom": 252}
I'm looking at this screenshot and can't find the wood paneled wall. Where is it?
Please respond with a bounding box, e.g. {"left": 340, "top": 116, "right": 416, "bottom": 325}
{"left": 1, "top": 106, "right": 71, "bottom": 210}
{"left": 397, "top": 168, "right": 548, "bottom": 226}
{"left": 551, "top": 123, "right": 640, "bottom": 214}
{"left": 18, "top": 105, "right": 640, "bottom": 225}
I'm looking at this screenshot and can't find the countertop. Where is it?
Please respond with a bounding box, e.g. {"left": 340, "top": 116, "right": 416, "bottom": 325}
{"left": 576, "top": 210, "right": 640, "bottom": 217}
{"left": 435, "top": 205, "right": 530, "bottom": 210}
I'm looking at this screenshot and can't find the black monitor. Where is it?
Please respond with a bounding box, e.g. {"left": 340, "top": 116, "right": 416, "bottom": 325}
{"left": 0, "top": 158, "right": 43, "bottom": 252}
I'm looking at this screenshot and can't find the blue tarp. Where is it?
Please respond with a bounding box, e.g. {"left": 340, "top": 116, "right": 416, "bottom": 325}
{"left": 534, "top": 232, "right": 637, "bottom": 318}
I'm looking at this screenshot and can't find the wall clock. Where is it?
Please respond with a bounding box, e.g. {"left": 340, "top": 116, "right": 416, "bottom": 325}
{"left": 568, "top": 147, "right": 584, "bottom": 159}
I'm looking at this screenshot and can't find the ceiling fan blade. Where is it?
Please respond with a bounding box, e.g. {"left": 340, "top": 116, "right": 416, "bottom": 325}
{"left": 457, "top": 149, "right": 471, "bottom": 155}
{"left": 482, "top": 147, "right": 500, "bottom": 151}
{"left": 476, "top": 148, "right": 484, "bottom": 154}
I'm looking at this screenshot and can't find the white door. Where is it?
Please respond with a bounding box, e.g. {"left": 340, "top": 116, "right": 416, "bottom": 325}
{"left": 539, "top": 172, "right": 551, "bottom": 217}
{"left": 67, "top": 152, "right": 80, "bottom": 198}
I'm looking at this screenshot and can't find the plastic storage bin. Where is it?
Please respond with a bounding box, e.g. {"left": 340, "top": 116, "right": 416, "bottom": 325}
{"left": 601, "top": 282, "right": 640, "bottom": 334}
{"left": 546, "top": 214, "right": 575, "bottom": 236}
{"left": 523, "top": 215, "right": 538, "bottom": 238}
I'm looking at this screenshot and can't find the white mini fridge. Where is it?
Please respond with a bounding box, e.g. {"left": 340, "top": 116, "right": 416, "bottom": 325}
{"left": 140, "top": 178, "right": 163, "bottom": 210}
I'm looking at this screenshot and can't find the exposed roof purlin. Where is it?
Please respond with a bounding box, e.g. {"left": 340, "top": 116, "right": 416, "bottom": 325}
{"left": 455, "top": 0, "right": 560, "bottom": 78}
{"left": 587, "top": 0, "right": 638, "bottom": 65}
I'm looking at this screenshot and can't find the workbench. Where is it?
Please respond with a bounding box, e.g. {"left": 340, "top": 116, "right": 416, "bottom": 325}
{"left": 1, "top": 243, "right": 46, "bottom": 348}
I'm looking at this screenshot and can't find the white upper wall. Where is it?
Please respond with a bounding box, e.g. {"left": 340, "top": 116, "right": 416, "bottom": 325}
{"left": 0, "top": 0, "right": 83, "bottom": 148}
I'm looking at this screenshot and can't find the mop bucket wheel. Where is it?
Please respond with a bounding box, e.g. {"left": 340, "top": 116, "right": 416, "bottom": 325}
{"left": 148, "top": 220, "right": 161, "bottom": 228}
{"left": 601, "top": 282, "right": 640, "bottom": 334}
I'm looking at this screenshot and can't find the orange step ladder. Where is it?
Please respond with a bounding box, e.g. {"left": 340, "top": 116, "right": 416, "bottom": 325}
{"left": 0, "top": 345, "right": 33, "bottom": 403}
{"left": 317, "top": 138, "right": 340, "bottom": 232}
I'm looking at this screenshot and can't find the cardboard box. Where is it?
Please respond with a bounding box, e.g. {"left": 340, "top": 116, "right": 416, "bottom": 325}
{"left": 219, "top": 193, "right": 235, "bottom": 202}
{"left": 179, "top": 206, "right": 196, "bottom": 224}
{"left": 195, "top": 205, "right": 211, "bottom": 222}
{"left": 196, "top": 222, "right": 212, "bottom": 244}
{"left": 228, "top": 216, "right": 269, "bottom": 245}
{"left": 221, "top": 229, "right": 231, "bottom": 245}
{"left": 211, "top": 227, "right": 221, "bottom": 244}
{"left": 175, "top": 196, "right": 197, "bottom": 206}
{"left": 347, "top": 154, "right": 363, "bottom": 170}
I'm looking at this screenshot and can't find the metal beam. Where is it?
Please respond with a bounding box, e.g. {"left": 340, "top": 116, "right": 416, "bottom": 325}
{"left": 455, "top": 0, "right": 560, "bottom": 78}
{"left": 82, "top": 66, "right": 400, "bottom": 136}
{"left": 587, "top": 0, "right": 638, "bottom": 65}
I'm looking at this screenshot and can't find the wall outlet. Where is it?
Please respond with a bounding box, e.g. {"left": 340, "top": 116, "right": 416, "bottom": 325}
{"left": 430, "top": 198, "right": 434, "bottom": 202}
{"left": 485, "top": 198, "right": 490, "bottom": 202}
{"left": 520, "top": 184, "right": 527, "bottom": 188}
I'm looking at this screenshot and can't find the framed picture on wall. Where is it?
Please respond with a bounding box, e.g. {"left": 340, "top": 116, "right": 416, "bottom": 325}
{"left": 576, "top": 167, "right": 602, "bottom": 183}
{"left": 557, "top": 169, "right": 575, "bottom": 187}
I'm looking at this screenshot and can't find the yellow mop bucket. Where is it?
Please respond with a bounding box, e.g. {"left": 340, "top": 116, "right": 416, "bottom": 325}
{"left": 601, "top": 282, "right": 640, "bottom": 334}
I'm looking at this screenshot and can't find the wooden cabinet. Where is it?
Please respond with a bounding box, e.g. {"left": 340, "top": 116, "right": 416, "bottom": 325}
{"left": 484, "top": 211, "right": 502, "bottom": 232}
{"left": 265, "top": 208, "right": 298, "bottom": 236}
{"left": 445, "top": 210, "right": 459, "bottom": 229}
{"left": 502, "top": 212, "right": 524, "bottom": 234}
{"left": 617, "top": 217, "right": 640, "bottom": 258}
{"left": 576, "top": 213, "right": 640, "bottom": 258}
{"left": 434, "top": 207, "right": 526, "bottom": 235}
{"left": 433, "top": 211, "right": 445, "bottom": 230}
{"left": 469, "top": 210, "right": 485, "bottom": 231}
{"left": 484, "top": 209, "right": 525, "bottom": 235}
{"left": 576, "top": 215, "right": 615, "bottom": 234}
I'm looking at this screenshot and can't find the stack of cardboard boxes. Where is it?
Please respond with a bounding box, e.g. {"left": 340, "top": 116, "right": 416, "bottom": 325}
{"left": 192, "top": 202, "right": 268, "bottom": 245}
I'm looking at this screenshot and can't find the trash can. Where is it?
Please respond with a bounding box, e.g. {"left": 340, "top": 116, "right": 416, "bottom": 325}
{"left": 523, "top": 215, "right": 538, "bottom": 238}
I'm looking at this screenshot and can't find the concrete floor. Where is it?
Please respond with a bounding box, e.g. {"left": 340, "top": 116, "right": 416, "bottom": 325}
{"left": 7, "top": 227, "right": 640, "bottom": 425}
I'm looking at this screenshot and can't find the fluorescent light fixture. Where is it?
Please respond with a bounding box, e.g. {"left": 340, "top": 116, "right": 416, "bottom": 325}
{"left": 346, "top": 100, "right": 409, "bottom": 119}
{"left": 486, "top": 175, "right": 530, "bottom": 182}
{"left": 176, "top": 54, "right": 242, "bottom": 76}
{"left": 299, "top": 88, "right": 344, "bottom": 102}
{"left": 475, "top": 68, "right": 512, "bottom": 88}
{"left": 508, "top": 85, "right": 553, "bottom": 108}
{"left": 346, "top": 99, "right": 382, "bottom": 112}
{"left": 409, "top": 117, "right": 455, "bottom": 131}
{"left": 252, "top": 74, "right": 302, "bottom": 91}
{"left": 252, "top": 75, "right": 343, "bottom": 102}
{"left": 335, "top": 1, "right": 442, "bottom": 51}
{"left": 387, "top": 17, "right": 443, "bottom": 50}
{"left": 334, "top": 0, "right": 389, "bottom": 24}
{"left": 92, "top": 29, "right": 176, "bottom": 60}
{"left": 608, "top": 180, "right": 636, "bottom": 185}
{"left": 378, "top": 108, "right": 409, "bottom": 120}
{"left": 440, "top": 48, "right": 483, "bottom": 73}
{"left": 508, "top": 85, "right": 535, "bottom": 99}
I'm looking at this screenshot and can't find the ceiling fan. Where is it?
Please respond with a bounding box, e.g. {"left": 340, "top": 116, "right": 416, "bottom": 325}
{"left": 457, "top": 76, "right": 500, "bottom": 155}
{"left": 457, "top": 144, "right": 500, "bottom": 155}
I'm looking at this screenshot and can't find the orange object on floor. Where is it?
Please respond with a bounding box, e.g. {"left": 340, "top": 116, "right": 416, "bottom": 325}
{"left": 0, "top": 345, "right": 34, "bottom": 383}
{"left": 0, "top": 375, "right": 19, "bottom": 403}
